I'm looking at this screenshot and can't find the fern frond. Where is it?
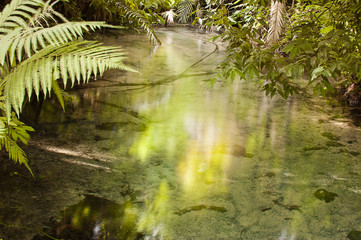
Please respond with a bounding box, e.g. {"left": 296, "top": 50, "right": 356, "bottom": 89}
{"left": 31, "top": 0, "right": 68, "bottom": 27}
{"left": 3, "top": 41, "right": 136, "bottom": 120}
{"left": 0, "top": 116, "right": 33, "bottom": 174}
{"left": 267, "top": 0, "right": 286, "bottom": 45}
{"left": 0, "top": 0, "right": 44, "bottom": 29}
{"left": 52, "top": 78, "right": 64, "bottom": 111}
{"left": 177, "top": 0, "right": 194, "bottom": 23}
{"left": 0, "top": 27, "right": 23, "bottom": 65}
{"left": 117, "top": 2, "right": 162, "bottom": 45}
{"left": 0, "top": 21, "right": 110, "bottom": 65}
{"left": 0, "top": 135, "right": 33, "bottom": 174}
{"left": 0, "top": 118, "right": 6, "bottom": 139}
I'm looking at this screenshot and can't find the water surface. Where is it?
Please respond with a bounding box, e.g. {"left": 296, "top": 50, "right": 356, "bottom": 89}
{"left": 0, "top": 27, "right": 360, "bottom": 240}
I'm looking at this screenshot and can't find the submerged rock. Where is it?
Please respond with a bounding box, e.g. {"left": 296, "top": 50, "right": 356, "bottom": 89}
{"left": 347, "top": 230, "right": 361, "bottom": 240}
{"left": 232, "top": 145, "right": 253, "bottom": 158}
{"left": 326, "top": 141, "right": 344, "bottom": 147}
{"left": 321, "top": 132, "right": 340, "bottom": 141}
{"left": 32, "top": 195, "right": 142, "bottom": 240}
{"left": 303, "top": 145, "right": 327, "bottom": 151}
{"left": 174, "top": 204, "right": 227, "bottom": 216}
{"left": 349, "top": 151, "right": 360, "bottom": 157}
{"left": 314, "top": 189, "right": 338, "bottom": 203}
{"left": 265, "top": 172, "right": 276, "bottom": 178}
{"left": 243, "top": 153, "right": 254, "bottom": 158}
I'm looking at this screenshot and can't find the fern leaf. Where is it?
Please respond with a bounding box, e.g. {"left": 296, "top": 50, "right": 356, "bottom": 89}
{"left": 52, "top": 78, "right": 64, "bottom": 111}
{"left": 0, "top": 0, "right": 44, "bottom": 28}
{"left": 17, "top": 59, "right": 27, "bottom": 113}
{"left": 39, "top": 57, "right": 47, "bottom": 97}
{"left": 25, "top": 60, "right": 33, "bottom": 99}
{"left": 53, "top": 27, "right": 65, "bottom": 44}
{"left": 30, "top": 29, "right": 39, "bottom": 50}
{"left": 267, "top": 0, "right": 286, "bottom": 45}
{"left": 91, "top": 56, "right": 98, "bottom": 79}
{"left": 118, "top": 2, "right": 162, "bottom": 45}
{"left": 177, "top": 0, "right": 194, "bottom": 24}
{"left": 67, "top": 54, "right": 76, "bottom": 86}
{"left": 80, "top": 55, "right": 87, "bottom": 81}
{"left": 31, "top": 0, "right": 63, "bottom": 27}
{"left": 17, "top": 36, "right": 26, "bottom": 61}
{"left": 17, "top": 5, "right": 39, "bottom": 17}
{"left": 36, "top": 30, "right": 46, "bottom": 48}
{"left": 46, "top": 56, "right": 52, "bottom": 92}
{"left": 3, "top": 41, "right": 136, "bottom": 121}
{"left": 74, "top": 54, "right": 81, "bottom": 84}
{"left": 0, "top": 28, "right": 22, "bottom": 65}
{"left": 0, "top": 136, "right": 33, "bottom": 175}
{"left": 98, "top": 59, "right": 105, "bottom": 76}
{"left": 24, "top": 31, "right": 33, "bottom": 57}
{"left": 59, "top": 55, "right": 68, "bottom": 87}
{"left": 32, "top": 59, "right": 40, "bottom": 98}
{"left": 9, "top": 36, "right": 21, "bottom": 65}
{"left": 85, "top": 56, "right": 91, "bottom": 80}
{"left": 52, "top": 57, "right": 59, "bottom": 79}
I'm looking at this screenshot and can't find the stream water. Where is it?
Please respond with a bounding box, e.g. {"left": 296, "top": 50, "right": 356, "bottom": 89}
{"left": 0, "top": 27, "right": 360, "bottom": 240}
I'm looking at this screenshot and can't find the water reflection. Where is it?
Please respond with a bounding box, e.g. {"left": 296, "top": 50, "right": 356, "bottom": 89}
{"left": 0, "top": 28, "right": 360, "bottom": 240}
{"left": 137, "top": 180, "right": 169, "bottom": 239}
{"left": 32, "top": 195, "right": 141, "bottom": 240}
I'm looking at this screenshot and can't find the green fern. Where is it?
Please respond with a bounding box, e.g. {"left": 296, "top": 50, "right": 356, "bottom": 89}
{"left": 0, "top": 114, "right": 34, "bottom": 174}
{"left": 118, "top": 2, "right": 162, "bottom": 45}
{"left": 0, "top": 136, "right": 32, "bottom": 172}
{"left": 0, "top": 21, "right": 112, "bottom": 65}
{"left": 177, "top": 0, "right": 195, "bottom": 23}
{"left": 0, "top": 0, "right": 44, "bottom": 28}
{"left": 3, "top": 41, "right": 134, "bottom": 117}
{"left": 0, "top": 0, "right": 135, "bottom": 172}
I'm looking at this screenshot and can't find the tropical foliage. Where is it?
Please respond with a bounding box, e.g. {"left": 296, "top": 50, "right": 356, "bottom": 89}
{"left": 0, "top": 0, "right": 134, "bottom": 171}
{"left": 205, "top": 0, "right": 361, "bottom": 101}
{"left": 58, "top": 0, "right": 207, "bottom": 31}
{"left": 57, "top": 0, "right": 171, "bottom": 44}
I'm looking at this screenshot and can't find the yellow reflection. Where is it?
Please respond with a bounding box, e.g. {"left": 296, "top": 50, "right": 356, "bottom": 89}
{"left": 82, "top": 206, "right": 90, "bottom": 217}
{"left": 179, "top": 141, "right": 230, "bottom": 193}
{"left": 137, "top": 180, "right": 169, "bottom": 236}
{"left": 121, "top": 201, "right": 139, "bottom": 234}
{"left": 178, "top": 116, "right": 230, "bottom": 198}
{"left": 129, "top": 126, "right": 154, "bottom": 162}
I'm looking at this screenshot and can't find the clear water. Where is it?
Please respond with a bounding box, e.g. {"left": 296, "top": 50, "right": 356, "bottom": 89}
{"left": 0, "top": 28, "right": 360, "bottom": 240}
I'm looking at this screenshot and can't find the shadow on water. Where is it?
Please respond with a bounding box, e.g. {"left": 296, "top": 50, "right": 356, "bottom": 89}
{"left": 32, "top": 195, "right": 144, "bottom": 240}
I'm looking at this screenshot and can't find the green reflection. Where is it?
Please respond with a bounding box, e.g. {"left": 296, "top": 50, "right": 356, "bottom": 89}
{"left": 123, "top": 30, "right": 360, "bottom": 239}
{"left": 32, "top": 195, "right": 141, "bottom": 240}
{"left": 137, "top": 180, "right": 169, "bottom": 237}
{"left": 8, "top": 28, "right": 360, "bottom": 240}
